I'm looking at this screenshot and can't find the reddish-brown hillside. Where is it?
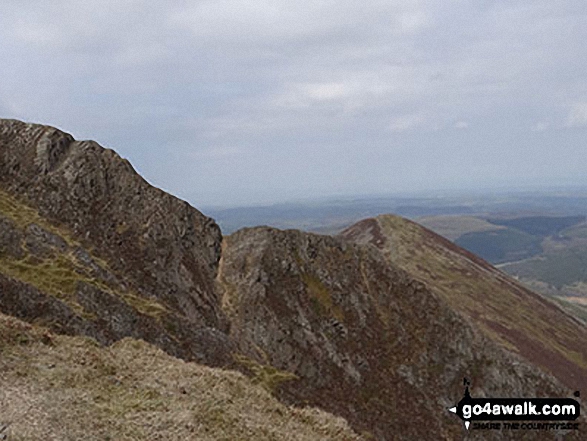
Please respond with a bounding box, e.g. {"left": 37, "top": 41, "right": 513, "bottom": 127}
{"left": 341, "top": 215, "right": 587, "bottom": 390}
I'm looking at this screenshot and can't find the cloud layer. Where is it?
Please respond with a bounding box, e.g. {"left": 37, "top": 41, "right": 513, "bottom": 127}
{"left": 1, "top": 0, "right": 586, "bottom": 206}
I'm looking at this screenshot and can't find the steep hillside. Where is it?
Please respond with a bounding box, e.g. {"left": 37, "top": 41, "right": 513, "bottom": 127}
{"left": 341, "top": 216, "right": 587, "bottom": 391}
{"left": 0, "top": 312, "right": 361, "bottom": 441}
{"left": 0, "top": 119, "right": 224, "bottom": 330}
{"left": 218, "top": 227, "right": 581, "bottom": 440}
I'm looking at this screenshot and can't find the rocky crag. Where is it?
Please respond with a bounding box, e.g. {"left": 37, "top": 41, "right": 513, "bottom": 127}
{"left": 0, "top": 119, "right": 232, "bottom": 366}
{"left": 0, "top": 119, "right": 584, "bottom": 440}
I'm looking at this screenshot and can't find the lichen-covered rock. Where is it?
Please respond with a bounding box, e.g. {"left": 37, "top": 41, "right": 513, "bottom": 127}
{"left": 0, "top": 214, "right": 24, "bottom": 259}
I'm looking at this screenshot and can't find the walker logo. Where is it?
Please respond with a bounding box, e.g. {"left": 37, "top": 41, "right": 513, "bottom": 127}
{"left": 448, "top": 379, "right": 580, "bottom": 431}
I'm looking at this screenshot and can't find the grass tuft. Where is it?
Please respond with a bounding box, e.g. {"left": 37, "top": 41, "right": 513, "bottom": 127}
{"left": 301, "top": 274, "right": 344, "bottom": 322}
{"left": 234, "top": 354, "right": 299, "bottom": 394}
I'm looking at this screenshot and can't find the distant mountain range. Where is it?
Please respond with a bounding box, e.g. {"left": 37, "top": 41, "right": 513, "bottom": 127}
{"left": 204, "top": 190, "right": 587, "bottom": 235}
{"left": 0, "top": 119, "right": 585, "bottom": 440}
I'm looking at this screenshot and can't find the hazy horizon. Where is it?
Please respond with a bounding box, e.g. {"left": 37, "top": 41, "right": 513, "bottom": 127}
{"left": 1, "top": 1, "right": 586, "bottom": 207}
{"left": 197, "top": 183, "right": 587, "bottom": 210}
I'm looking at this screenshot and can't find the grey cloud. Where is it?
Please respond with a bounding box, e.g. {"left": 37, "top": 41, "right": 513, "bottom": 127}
{"left": 0, "top": 0, "right": 586, "bottom": 206}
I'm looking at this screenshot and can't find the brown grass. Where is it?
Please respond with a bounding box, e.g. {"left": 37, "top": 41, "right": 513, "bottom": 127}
{"left": 301, "top": 273, "right": 344, "bottom": 322}
{"left": 234, "top": 354, "right": 299, "bottom": 393}
{"left": 0, "top": 189, "right": 74, "bottom": 246}
{"left": 0, "top": 313, "right": 362, "bottom": 441}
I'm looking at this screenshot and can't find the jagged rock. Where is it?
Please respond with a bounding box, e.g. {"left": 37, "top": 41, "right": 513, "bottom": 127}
{"left": 0, "top": 215, "right": 24, "bottom": 259}
{"left": 0, "top": 119, "right": 233, "bottom": 367}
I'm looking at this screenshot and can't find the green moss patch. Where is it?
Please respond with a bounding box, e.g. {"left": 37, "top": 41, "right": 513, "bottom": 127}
{"left": 0, "top": 188, "right": 168, "bottom": 320}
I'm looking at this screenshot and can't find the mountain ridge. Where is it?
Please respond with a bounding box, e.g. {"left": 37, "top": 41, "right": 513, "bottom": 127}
{"left": 0, "top": 119, "right": 584, "bottom": 440}
{"left": 340, "top": 215, "right": 587, "bottom": 390}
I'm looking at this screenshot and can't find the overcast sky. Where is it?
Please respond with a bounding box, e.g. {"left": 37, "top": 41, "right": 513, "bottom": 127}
{"left": 1, "top": 1, "right": 586, "bottom": 207}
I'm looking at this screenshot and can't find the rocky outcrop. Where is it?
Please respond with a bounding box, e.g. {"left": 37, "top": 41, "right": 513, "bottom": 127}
{"left": 0, "top": 119, "right": 223, "bottom": 329}
{"left": 218, "top": 227, "right": 581, "bottom": 440}
{"left": 0, "top": 119, "right": 232, "bottom": 367}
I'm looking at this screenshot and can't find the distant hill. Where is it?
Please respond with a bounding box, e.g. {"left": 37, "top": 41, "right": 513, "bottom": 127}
{"left": 454, "top": 228, "right": 543, "bottom": 264}
{"left": 416, "top": 215, "right": 506, "bottom": 240}
{"left": 487, "top": 215, "right": 586, "bottom": 237}
{"left": 420, "top": 215, "right": 586, "bottom": 265}
{"left": 205, "top": 200, "right": 475, "bottom": 235}
{"left": 341, "top": 215, "right": 587, "bottom": 390}
{"left": 204, "top": 192, "right": 587, "bottom": 235}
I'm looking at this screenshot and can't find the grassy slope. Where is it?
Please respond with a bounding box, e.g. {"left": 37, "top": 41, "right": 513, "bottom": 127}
{"left": 341, "top": 215, "right": 587, "bottom": 389}
{"left": 420, "top": 214, "right": 587, "bottom": 308}
{"left": 502, "top": 247, "right": 587, "bottom": 289}
{"left": 552, "top": 296, "right": 587, "bottom": 323}
{"left": 562, "top": 222, "right": 587, "bottom": 239}
{"left": 0, "top": 313, "right": 361, "bottom": 441}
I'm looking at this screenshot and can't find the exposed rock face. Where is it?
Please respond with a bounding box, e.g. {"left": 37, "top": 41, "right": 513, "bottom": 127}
{"left": 0, "top": 119, "right": 232, "bottom": 366}
{"left": 0, "top": 119, "right": 223, "bottom": 329}
{"left": 218, "top": 227, "right": 581, "bottom": 440}
{"left": 1, "top": 119, "right": 584, "bottom": 440}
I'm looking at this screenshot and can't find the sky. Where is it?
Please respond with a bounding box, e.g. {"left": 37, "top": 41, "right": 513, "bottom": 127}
{"left": 1, "top": 0, "right": 586, "bottom": 207}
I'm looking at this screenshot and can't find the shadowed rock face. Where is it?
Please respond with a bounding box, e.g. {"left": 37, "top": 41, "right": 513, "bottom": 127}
{"left": 218, "top": 227, "right": 580, "bottom": 440}
{"left": 0, "top": 119, "right": 223, "bottom": 329}
{"left": 0, "top": 119, "right": 584, "bottom": 440}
